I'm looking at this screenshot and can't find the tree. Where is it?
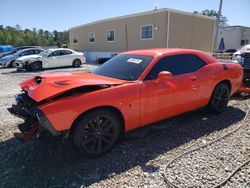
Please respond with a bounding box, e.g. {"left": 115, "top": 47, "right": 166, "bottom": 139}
{"left": 0, "top": 25, "right": 68, "bottom": 47}
{"left": 194, "top": 9, "right": 228, "bottom": 27}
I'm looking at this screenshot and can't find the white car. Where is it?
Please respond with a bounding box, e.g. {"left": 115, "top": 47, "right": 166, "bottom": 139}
{"left": 1, "top": 48, "right": 43, "bottom": 67}
{"left": 232, "top": 44, "right": 250, "bottom": 80}
{"left": 15, "top": 48, "right": 86, "bottom": 71}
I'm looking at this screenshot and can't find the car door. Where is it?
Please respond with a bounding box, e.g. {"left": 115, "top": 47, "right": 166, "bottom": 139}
{"left": 140, "top": 54, "right": 205, "bottom": 126}
{"left": 48, "top": 50, "right": 61, "bottom": 68}
{"left": 61, "top": 50, "right": 73, "bottom": 66}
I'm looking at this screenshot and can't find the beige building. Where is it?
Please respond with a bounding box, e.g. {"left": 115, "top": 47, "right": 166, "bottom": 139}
{"left": 69, "top": 8, "right": 215, "bottom": 61}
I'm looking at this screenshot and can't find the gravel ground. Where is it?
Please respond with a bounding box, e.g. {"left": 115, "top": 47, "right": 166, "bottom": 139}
{"left": 0, "top": 64, "right": 249, "bottom": 188}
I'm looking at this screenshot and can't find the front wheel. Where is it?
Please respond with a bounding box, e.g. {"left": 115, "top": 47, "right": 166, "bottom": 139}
{"left": 30, "top": 62, "right": 42, "bottom": 71}
{"left": 72, "top": 109, "right": 121, "bottom": 157}
{"left": 208, "top": 82, "right": 230, "bottom": 113}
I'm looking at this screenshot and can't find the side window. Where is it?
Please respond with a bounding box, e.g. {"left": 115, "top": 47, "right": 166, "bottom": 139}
{"left": 185, "top": 54, "right": 206, "bottom": 72}
{"left": 61, "top": 50, "right": 72, "bottom": 55}
{"left": 19, "top": 50, "right": 33, "bottom": 56}
{"left": 33, "top": 49, "right": 42, "bottom": 54}
{"left": 145, "top": 54, "right": 205, "bottom": 80}
{"left": 50, "top": 51, "right": 61, "bottom": 57}
{"left": 28, "top": 50, "right": 34, "bottom": 55}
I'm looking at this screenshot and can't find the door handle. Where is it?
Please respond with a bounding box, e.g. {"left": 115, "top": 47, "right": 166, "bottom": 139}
{"left": 190, "top": 76, "right": 197, "bottom": 81}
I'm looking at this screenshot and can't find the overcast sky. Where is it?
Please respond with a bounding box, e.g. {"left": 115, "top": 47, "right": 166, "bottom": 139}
{"left": 0, "top": 0, "right": 249, "bottom": 31}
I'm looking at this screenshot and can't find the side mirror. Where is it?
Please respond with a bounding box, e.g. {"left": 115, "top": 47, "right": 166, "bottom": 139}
{"left": 158, "top": 71, "right": 173, "bottom": 80}
{"left": 154, "top": 71, "right": 173, "bottom": 84}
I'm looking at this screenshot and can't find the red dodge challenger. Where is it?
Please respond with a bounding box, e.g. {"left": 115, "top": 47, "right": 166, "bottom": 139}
{"left": 9, "top": 48, "right": 243, "bottom": 157}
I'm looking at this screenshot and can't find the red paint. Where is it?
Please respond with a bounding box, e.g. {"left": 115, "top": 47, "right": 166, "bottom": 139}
{"left": 19, "top": 49, "right": 243, "bottom": 133}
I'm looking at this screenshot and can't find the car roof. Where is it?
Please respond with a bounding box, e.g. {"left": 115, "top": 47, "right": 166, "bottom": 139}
{"left": 46, "top": 48, "right": 73, "bottom": 52}
{"left": 122, "top": 48, "right": 218, "bottom": 64}
{"left": 123, "top": 48, "right": 200, "bottom": 56}
{"left": 17, "top": 48, "right": 43, "bottom": 53}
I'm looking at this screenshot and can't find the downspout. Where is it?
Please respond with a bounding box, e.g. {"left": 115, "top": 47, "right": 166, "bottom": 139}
{"left": 166, "top": 10, "right": 170, "bottom": 48}
{"left": 125, "top": 24, "right": 128, "bottom": 51}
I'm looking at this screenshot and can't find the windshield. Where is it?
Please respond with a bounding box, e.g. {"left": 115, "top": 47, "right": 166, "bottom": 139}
{"left": 39, "top": 50, "right": 53, "bottom": 56}
{"left": 92, "top": 54, "right": 152, "bottom": 81}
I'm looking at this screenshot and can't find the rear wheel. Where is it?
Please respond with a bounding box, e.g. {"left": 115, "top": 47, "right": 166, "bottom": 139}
{"left": 72, "top": 59, "right": 81, "bottom": 67}
{"left": 72, "top": 109, "right": 121, "bottom": 157}
{"left": 208, "top": 82, "right": 230, "bottom": 113}
{"left": 30, "top": 62, "right": 42, "bottom": 71}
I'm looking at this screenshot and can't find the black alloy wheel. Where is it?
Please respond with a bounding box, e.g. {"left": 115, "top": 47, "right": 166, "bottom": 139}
{"left": 72, "top": 109, "right": 121, "bottom": 157}
{"left": 31, "top": 62, "right": 42, "bottom": 71}
{"left": 209, "top": 83, "right": 230, "bottom": 113}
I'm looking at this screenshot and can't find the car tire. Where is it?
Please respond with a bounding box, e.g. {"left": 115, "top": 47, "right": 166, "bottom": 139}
{"left": 8, "top": 61, "right": 15, "bottom": 68}
{"left": 71, "top": 109, "right": 121, "bottom": 157}
{"left": 72, "top": 59, "right": 81, "bottom": 67}
{"left": 31, "top": 62, "right": 42, "bottom": 71}
{"left": 208, "top": 82, "right": 230, "bottom": 113}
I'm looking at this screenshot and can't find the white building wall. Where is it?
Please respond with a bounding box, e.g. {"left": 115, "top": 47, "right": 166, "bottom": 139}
{"left": 84, "top": 51, "right": 119, "bottom": 61}
{"left": 217, "top": 27, "right": 242, "bottom": 50}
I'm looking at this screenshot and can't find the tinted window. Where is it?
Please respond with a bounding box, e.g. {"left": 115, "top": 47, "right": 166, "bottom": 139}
{"left": 61, "top": 50, "right": 72, "bottom": 55}
{"left": 92, "top": 54, "right": 152, "bottom": 81}
{"left": 33, "top": 49, "right": 43, "bottom": 54}
{"left": 50, "top": 51, "right": 61, "bottom": 57}
{"left": 19, "top": 50, "right": 33, "bottom": 56}
{"left": 146, "top": 54, "right": 205, "bottom": 80}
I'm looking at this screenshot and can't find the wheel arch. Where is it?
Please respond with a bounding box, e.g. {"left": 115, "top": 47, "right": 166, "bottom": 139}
{"left": 73, "top": 58, "right": 82, "bottom": 63}
{"left": 31, "top": 60, "right": 43, "bottom": 66}
{"left": 216, "top": 80, "right": 231, "bottom": 93}
{"left": 70, "top": 106, "right": 125, "bottom": 136}
{"left": 209, "top": 79, "right": 232, "bottom": 102}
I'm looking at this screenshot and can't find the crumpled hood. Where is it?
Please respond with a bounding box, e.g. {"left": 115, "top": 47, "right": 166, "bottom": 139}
{"left": 20, "top": 72, "right": 125, "bottom": 102}
{"left": 17, "top": 54, "right": 42, "bottom": 61}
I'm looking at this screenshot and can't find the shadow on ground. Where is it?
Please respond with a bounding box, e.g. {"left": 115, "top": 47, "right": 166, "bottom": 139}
{"left": 0, "top": 106, "right": 247, "bottom": 187}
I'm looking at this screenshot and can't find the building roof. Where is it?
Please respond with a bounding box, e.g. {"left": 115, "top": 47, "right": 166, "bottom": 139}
{"left": 69, "top": 8, "right": 215, "bottom": 30}
{"left": 220, "top": 25, "right": 250, "bottom": 29}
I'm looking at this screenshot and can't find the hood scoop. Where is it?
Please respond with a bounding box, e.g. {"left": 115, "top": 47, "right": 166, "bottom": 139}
{"left": 54, "top": 81, "right": 70, "bottom": 86}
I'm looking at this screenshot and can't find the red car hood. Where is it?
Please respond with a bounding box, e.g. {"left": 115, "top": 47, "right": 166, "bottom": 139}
{"left": 20, "top": 72, "right": 125, "bottom": 102}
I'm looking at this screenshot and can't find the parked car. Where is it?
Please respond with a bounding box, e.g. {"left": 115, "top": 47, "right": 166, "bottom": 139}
{"left": 0, "top": 45, "right": 14, "bottom": 54}
{"left": 9, "top": 48, "right": 243, "bottom": 157}
{"left": 224, "top": 49, "right": 237, "bottom": 54}
{"left": 233, "top": 44, "right": 250, "bottom": 80}
{"left": 15, "top": 48, "right": 86, "bottom": 71}
{"left": 0, "top": 46, "right": 42, "bottom": 60}
{"left": 1, "top": 48, "right": 44, "bottom": 67}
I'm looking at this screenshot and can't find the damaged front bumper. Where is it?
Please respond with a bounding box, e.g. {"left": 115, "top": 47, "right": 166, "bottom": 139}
{"left": 8, "top": 92, "right": 59, "bottom": 136}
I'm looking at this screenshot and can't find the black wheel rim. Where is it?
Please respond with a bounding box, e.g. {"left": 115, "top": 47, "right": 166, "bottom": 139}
{"left": 74, "top": 60, "right": 80, "bottom": 67}
{"left": 33, "top": 63, "right": 40, "bottom": 70}
{"left": 212, "top": 85, "right": 229, "bottom": 111}
{"left": 80, "top": 115, "right": 117, "bottom": 154}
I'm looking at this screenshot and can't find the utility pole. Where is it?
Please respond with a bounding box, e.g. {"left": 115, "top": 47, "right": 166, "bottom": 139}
{"left": 214, "top": 0, "right": 223, "bottom": 51}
